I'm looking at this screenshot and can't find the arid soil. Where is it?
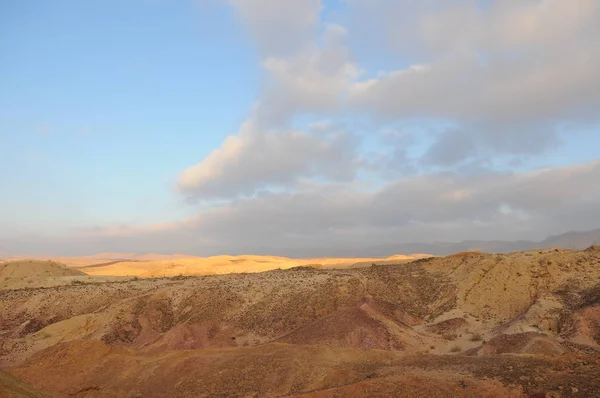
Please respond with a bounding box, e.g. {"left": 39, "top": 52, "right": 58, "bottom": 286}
{"left": 1, "top": 247, "right": 600, "bottom": 397}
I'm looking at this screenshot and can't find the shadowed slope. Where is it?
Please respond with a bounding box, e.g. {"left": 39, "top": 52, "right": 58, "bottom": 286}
{"left": 8, "top": 340, "right": 600, "bottom": 398}
{"left": 0, "top": 370, "right": 52, "bottom": 398}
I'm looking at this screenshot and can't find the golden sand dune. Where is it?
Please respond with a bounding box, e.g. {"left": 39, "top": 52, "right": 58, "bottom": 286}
{"left": 0, "top": 253, "right": 199, "bottom": 267}
{"left": 73, "top": 253, "right": 433, "bottom": 277}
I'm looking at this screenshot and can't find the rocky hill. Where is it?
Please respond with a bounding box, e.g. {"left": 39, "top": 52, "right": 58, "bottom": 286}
{"left": 1, "top": 247, "right": 599, "bottom": 397}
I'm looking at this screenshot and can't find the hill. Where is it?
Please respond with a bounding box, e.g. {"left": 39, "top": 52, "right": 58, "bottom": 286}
{"left": 0, "top": 370, "right": 51, "bottom": 398}
{"left": 0, "top": 260, "right": 86, "bottom": 289}
{"left": 0, "top": 247, "right": 599, "bottom": 396}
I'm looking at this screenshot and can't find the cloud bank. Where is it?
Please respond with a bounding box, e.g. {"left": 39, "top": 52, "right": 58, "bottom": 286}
{"left": 5, "top": 160, "right": 600, "bottom": 256}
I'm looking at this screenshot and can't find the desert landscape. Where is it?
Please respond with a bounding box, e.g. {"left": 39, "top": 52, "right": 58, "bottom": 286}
{"left": 3, "top": 0, "right": 600, "bottom": 397}
{"left": 1, "top": 246, "right": 600, "bottom": 397}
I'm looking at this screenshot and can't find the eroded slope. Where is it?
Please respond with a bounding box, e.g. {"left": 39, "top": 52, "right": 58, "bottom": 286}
{"left": 1, "top": 248, "right": 600, "bottom": 397}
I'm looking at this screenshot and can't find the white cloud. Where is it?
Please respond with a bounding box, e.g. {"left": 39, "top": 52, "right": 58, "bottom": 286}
{"left": 254, "top": 22, "right": 360, "bottom": 127}
{"left": 177, "top": 120, "right": 360, "bottom": 199}
{"left": 227, "top": 0, "right": 322, "bottom": 56}
{"left": 178, "top": 6, "right": 361, "bottom": 199}
{"left": 257, "top": 44, "right": 359, "bottom": 126}
{"left": 345, "top": 0, "right": 600, "bottom": 165}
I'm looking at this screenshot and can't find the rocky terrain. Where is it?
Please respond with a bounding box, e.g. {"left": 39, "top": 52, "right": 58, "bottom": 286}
{"left": 1, "top": 247, "right": 600, "bottom": 397}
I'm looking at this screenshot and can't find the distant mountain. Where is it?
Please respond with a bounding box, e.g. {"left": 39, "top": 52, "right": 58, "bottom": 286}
{"left": 541, "top": 229, "right": 600, "bottom": 249}
{"left": 2, "top": 229, "right": 599, "bottom": 259}
{"left": 361, "top": 228, "right": 600, "bottom": 257}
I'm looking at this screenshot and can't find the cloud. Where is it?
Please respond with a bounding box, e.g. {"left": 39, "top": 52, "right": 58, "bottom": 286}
{"left": 177, "top": 120, "right": 360, "bottom": 199}
{"left": 9, "top": 160, "right": 599, "bottom": 256}
{"left": 178, "top": 9, "right": 361, "bottom": 199}
{"left": 349, "top": 51, "right": 600, "bottom": 124}
{"left": 346, "top": 0, "right": 600, "bottom": 165}
{"left": 156, "top": 160, "right": 600, "bottom": 249}
{"left": 227, "top": 0, "right": 322, "bottom": 56}
{"left": 257, "top": 24, "right": 360, "bottom": 126}
{"left": 178, "top": 159, "right": 600, "bottom": 247}
{"left": 179, "top": 0, "right": 600, "bottom": 200}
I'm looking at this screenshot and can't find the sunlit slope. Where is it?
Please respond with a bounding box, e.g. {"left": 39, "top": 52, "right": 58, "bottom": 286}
{"left": 76, "top": 254, "right": 432, "bottom": 277}
{"left": 0, "top": 260, "right": 86, "bottom": 289}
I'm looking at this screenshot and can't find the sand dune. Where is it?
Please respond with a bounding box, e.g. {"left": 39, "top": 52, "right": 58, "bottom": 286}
{"left": 67, "top": 253, "right": 433, "bottom": 277}
{"left": 1, "top": 253, "right": 433, "bottom": 278}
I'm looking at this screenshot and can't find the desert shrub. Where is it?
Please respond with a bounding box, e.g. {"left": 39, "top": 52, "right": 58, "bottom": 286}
{"left": 450, "top": 345, "right": 462, "bottom": 353}
{"left": 470, "top": 333, "right": 483, "bottom": 341}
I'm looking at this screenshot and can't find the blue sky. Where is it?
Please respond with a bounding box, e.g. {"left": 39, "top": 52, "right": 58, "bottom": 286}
{"left": 1, "top": 0, "right": 599, "bottom": 256}
{"left": 1, "top": 0, "right": 259, "bottom": 232}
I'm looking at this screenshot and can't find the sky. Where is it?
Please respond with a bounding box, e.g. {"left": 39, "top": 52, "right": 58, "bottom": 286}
{"left": 1, "top": 0, "right": 599, "bottom": 257}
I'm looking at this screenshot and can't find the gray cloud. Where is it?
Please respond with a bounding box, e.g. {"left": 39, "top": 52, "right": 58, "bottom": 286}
{"left": 179, "top": 159, "right": 600, "bottom": 248}
{"left": 421, "top": 122, "right": 562, "bottom": 168}
{"left": 8, "top": 160, "right": 599, "bottom": 256}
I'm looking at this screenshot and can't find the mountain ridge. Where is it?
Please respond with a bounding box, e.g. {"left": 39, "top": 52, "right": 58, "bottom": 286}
{"left": 1, "top": 228, "right": 599, "bottom": 259}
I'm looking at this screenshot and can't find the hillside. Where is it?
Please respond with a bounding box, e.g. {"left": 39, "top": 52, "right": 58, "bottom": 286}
{"left": 0, "top": 247, "right": 599, "bottom": 396}
{"left": 0, "top": 260, "right": 86, "bottom": 289}
{"left": 0, "top": 370, "right": 51, "bottom": 398}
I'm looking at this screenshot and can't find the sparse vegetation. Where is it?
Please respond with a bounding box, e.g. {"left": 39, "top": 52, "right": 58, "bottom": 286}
{"left": 442, "top": 333, "right": 458, "bottom": 340}
{"left": 470, "top": 333, "right": 483, "bottom": 341}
